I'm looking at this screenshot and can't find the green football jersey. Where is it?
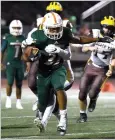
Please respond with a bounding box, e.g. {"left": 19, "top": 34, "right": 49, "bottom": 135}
{"left": 2, "top": 34, "right": 25, "bottom": 63}
{"left": 31, "top": 27, "right": 72, "bottom": 73}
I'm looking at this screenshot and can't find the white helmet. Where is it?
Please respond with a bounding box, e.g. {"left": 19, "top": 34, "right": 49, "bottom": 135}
{"left": 36, "top": 17, "right": 43, "bottom": 27}
{"left": 42, "top": 12, "right": 63, "bottom": 40}
{"left": 9, "top": 20, "right": 23, "bottom": 36}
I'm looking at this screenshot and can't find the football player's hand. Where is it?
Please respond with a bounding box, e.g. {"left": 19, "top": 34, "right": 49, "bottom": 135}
{"left": 22, "top": 39, "right": 36, "bottom": 48}
{"left": 29, "top": 48, "right": 39, "bottom": 61}
{"left": 106, "top": 69, "right": 113, "bottom": 77}
{"left": 45, "top": 44, "right": 61, "bottom": 54}
{"left": 106, "top": 65, "right": 113, "bottom": 77}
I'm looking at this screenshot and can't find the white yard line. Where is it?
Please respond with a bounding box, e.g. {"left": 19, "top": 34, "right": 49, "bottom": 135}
{"left": 2, "top": 131, "right": 115, "bottom": 139}
{"left": 1, "top": 116, "right": 35, "bottom": 119}
{"left": 66, "top": 131, "right": 115, "bottom": 136}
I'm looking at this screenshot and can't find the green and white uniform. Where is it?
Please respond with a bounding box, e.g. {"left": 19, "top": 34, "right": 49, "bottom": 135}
{"left": 1, "top": 34, "right": 25, "bottom": 87}
{"left": 30, "top": 27, "right": 73, "bottom": 110}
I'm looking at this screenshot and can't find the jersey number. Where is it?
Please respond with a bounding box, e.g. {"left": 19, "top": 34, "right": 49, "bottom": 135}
{"left": 14, "top": 45, "right": 20, "bottom": 58}
{"left": 45, "top": 54, "right": 56, "bottom": 65}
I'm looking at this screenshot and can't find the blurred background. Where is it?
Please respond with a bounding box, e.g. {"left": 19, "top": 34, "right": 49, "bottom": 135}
{"left": 1, "top": 1, "right": 115, "bottom": 90}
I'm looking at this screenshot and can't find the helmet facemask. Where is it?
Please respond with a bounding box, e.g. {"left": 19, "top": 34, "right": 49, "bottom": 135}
{"left": 101, "top": 24, "right": 115, "bottom": 37}
{"left": 43, "top": 25, "right": 63, "bottom": 40}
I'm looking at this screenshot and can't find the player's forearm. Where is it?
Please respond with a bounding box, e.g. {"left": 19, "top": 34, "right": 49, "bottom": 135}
{"left": 70, "top": 43, "right": 93, "bottom": 48}
{"left": 80, "top": 36, "right": 98, "bottom": 44}
{"left": 70, "top": 35, "right": 98, "bottom": 44}
{"left": 58, "top": 49, "right": 71, "bottom": 60}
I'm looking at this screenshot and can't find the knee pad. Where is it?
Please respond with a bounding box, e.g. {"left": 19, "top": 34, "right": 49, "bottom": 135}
{"left": 64, "top": 80, "right": 74, "bottom": 91}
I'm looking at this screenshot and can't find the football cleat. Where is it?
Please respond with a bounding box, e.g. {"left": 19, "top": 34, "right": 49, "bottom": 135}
{"left": 34, "top": 117, "right": 45, "bottom": 133}
{"left": 88, "top": 99, "right": 97, "bottom": 112}
{"left": 5, "top": 97, "right": 12, "bottom": 109}
{"left": 77, "top": 113, "right": 87, "bottom": 123}
{"left": 57, "top": 115, "right": 67, "bottom": 136}
{"left": 16, "top": 100, "right": 23, "bottom": 109}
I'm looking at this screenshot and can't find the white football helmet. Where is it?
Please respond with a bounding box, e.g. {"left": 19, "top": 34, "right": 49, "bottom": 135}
{"left": 43, "top": 12, "right": 63, "bottom": 40}
{"left": 9, "top": 20, "right": 23, "bottom": 36}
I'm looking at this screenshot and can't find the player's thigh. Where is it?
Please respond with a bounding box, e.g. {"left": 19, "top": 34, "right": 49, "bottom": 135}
{"left": 51, "top": 66, "right": 67, "bottom": 91}
{"left": 28, "top": 61, "right": 38, "bottom": 88}
{"left": 90, "top": 74, "right": 106, "bottom": 91}
{"left": 15, "top": 66, "right": 24, "bottom": 86}
{"left": 6, "top": 63, "right": 15, "bottom": 85}
{"left": 37, "top": 73, "right": 51, "bottom": 107}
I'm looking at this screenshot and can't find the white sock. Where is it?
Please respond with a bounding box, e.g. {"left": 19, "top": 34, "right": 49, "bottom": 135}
{"left": 60, "top": 109, "right": 67, "bottom": 119}
{"left": 80, "top": 110, "right": 86, "bottom": 114}
{"left": 17, "top": 99, "right": 21, "bottom": 102}
{"left": 7, "top": 96, "right": 11, "bottom": 99}
{"left": 41, "top": 95, "right": 56, "bottom": 127}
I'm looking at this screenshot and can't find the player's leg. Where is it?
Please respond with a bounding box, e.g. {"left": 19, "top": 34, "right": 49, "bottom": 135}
{"left": 28, "top": 60, "right": 39, "bottom": 96}
{"left": 40, "top": 90, "right": 56, "bottom": 129}
{"left": 53, "top": 68, "right": 74, "bottom": 121}
{"left": 51, "top": 66, "right": 67, "bottom": 135}
{"left": 28, "top": 60, "right": 39, "bottom": 111}
{"left": 78, "top": 65, "right": 93, "bottom": 122}
{"left": 88, "top": 67, "right": 107, "bottom": 112}
{"left": 5, "top": 62, "right": 15, "bottom": 108}
{"left": 34, "top": 73, "right": 51, "bottom": 132}
{"left": 15, "top": 65, "right": 24, "bottom": 109}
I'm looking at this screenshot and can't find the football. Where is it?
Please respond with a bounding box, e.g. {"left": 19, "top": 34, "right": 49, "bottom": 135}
{"left": 22, "top": 46, "right": 39, "bottom": 61}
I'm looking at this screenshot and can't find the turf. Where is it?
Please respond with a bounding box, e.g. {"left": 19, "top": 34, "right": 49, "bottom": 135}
{"left": 1, "top": 89, "right": 115, "bottom": 139}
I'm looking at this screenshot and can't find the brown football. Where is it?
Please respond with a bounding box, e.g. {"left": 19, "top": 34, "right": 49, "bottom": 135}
{"left": 24, "top": 47, "right": 34, "bottom": 57}
{"left": 22, "top": 46, "right": 36, "bottom": 61}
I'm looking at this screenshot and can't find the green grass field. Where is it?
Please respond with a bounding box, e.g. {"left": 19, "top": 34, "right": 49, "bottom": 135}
{"left": 1, "top": 88, "right": 115, "bottom": 139}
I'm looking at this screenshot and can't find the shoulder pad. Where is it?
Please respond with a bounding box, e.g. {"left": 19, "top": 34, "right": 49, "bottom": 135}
{"left": 27, "top": 28, "right": 37, "bottom": 38}
{"left": 2, "top": 33, "right": 10, "bottom": 40}
{"left": 63, "top": 19, "right": 69, "bottom": 27}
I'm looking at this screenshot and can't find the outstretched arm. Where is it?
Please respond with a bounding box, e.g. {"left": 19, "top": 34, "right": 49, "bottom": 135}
{"left": 69, "top": 35, "right": 98, "bottom": 44}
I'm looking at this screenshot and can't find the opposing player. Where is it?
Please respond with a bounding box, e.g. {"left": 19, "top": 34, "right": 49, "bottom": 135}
{"left": 1, "top": 20, "right": 25, "bottom": 109}
{"left": 22, "top": 18, "right": 43, "bottom": 112}
{"left": 77, "top": 16, "right": 115, "bottom": 123}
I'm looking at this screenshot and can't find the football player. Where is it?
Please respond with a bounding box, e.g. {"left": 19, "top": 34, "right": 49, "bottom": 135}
{"left": 23, "top": 11, "right": 104, "bottom": 135}
{"left": 77, "top": 16, "right": 115, "bottom": 123}
{"left": 1, "top": 20, "right": 25, "bottom": 109}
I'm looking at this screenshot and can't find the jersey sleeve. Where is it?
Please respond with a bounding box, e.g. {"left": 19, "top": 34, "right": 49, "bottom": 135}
{"left": 27, "top": 28, "right": 37, "bottom": 39}
{"left": 66, "top": 28, "right": 74, "bottom": 42}
{"left": 1, "top": 34, "right": 8, "bottom": 52}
